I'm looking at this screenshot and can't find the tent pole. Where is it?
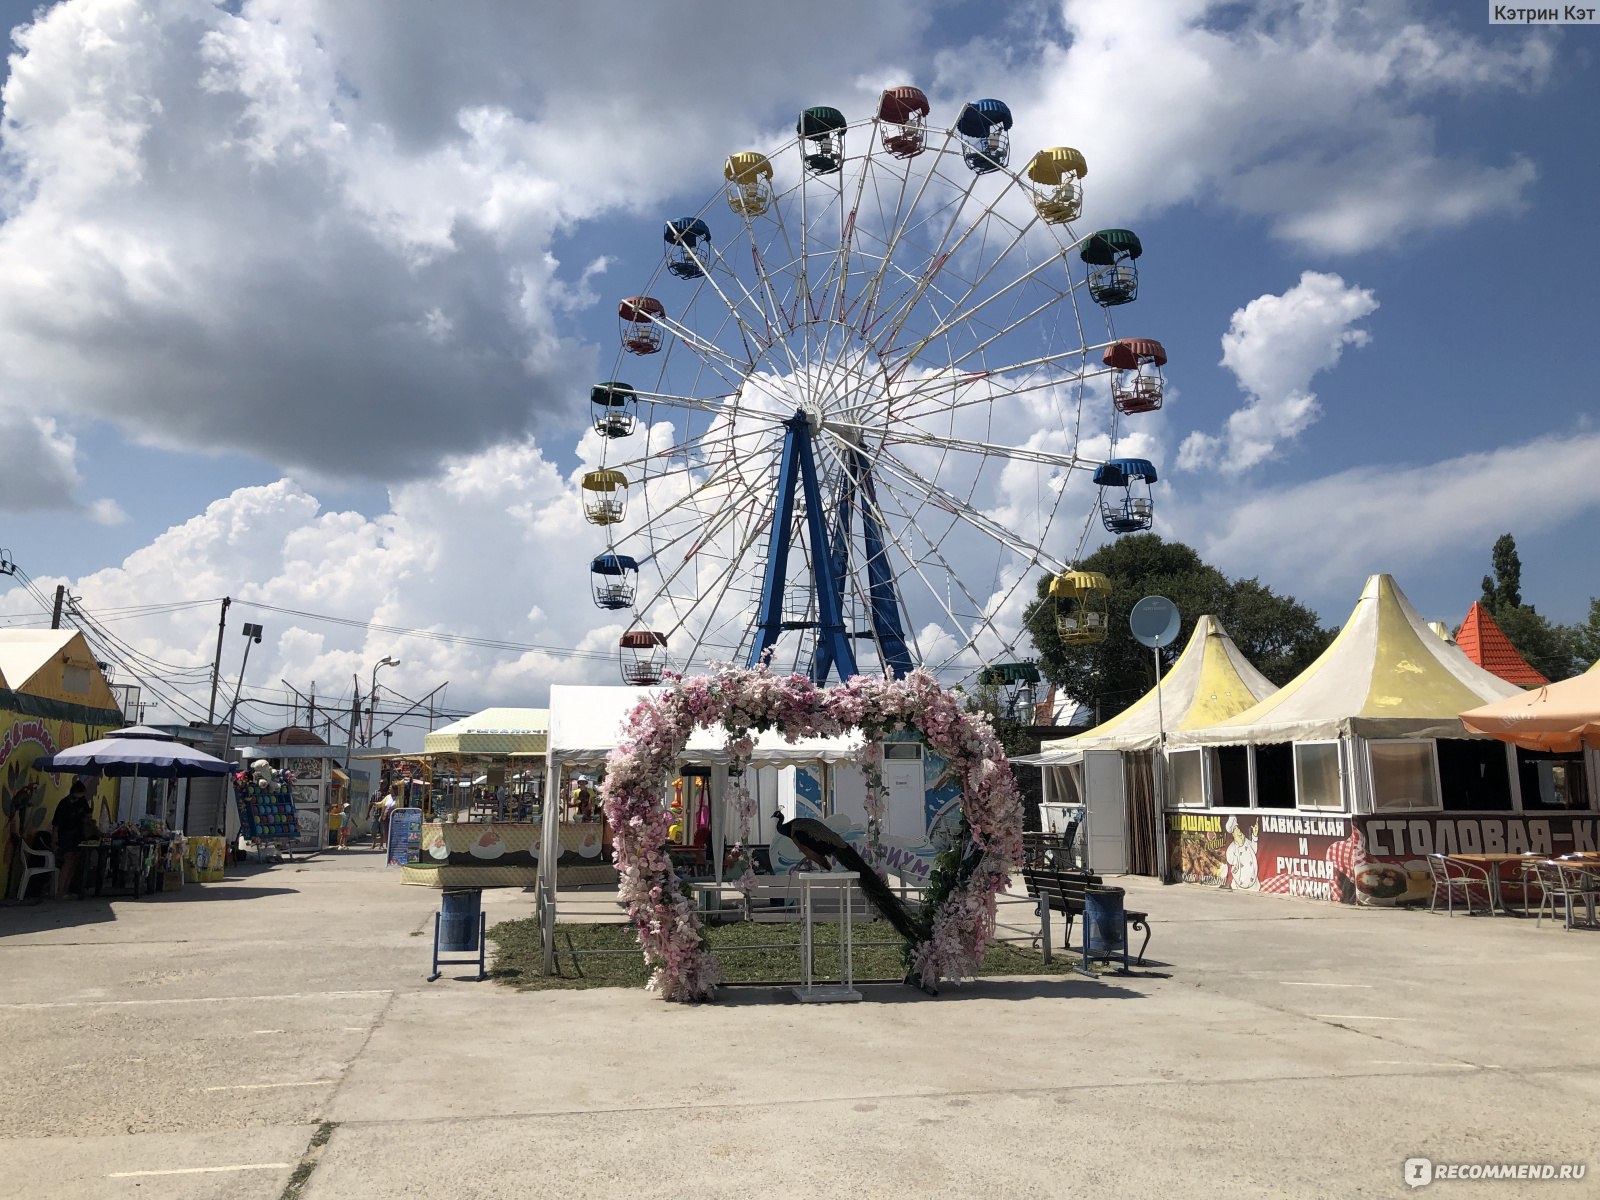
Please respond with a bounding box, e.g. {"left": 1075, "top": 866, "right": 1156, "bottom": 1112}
{"left": 1151, "top": 646, "right": 1170, "bottom": 883}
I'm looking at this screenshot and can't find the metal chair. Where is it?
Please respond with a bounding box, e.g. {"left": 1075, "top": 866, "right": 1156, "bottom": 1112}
{"left": 14, "top": 841, "right": 57, "bottom": 900}
{"left": 1426, "top": 853, "right": 1493, "bottom": 915}
{"left": 1523, "top": 859, "right": 1592, "bottom": 929}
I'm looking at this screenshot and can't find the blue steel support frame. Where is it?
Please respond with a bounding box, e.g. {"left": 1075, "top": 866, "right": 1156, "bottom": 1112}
{"left": 747, "top": 413, "right": 858, "bottom": 682}
{"left": 857, "top": 462, "right": 913, "bottom": 678}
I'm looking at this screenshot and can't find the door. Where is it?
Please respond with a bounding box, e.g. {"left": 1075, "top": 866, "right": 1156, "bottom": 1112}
{"left": 1081, "top": 750, "right": 1127, "bottom": 873}
{"left": 883, "top": 743, "right": 925, "bottom": 841}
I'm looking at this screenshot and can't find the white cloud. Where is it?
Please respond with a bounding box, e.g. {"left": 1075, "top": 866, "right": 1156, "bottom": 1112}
{"left": 0, "top": 411, "right": 82, "bottom": 511}
{"left": 949, "top": 1, "right": 1551, "bottom": 253}
{"left": 0, "top": 0, "right": 1580, "bottom": 709}
{"left": 1190, "top": 430, "right": 1600, "bottom": 595}
{"left": 0, "top": 407, "right": 130, "bottom": 520}
{"left": 1178, "top": 271, "right": 1377, "bottom": 473}
{"left": 0, "top": 0, "right": 1554, "bottom": 495}
{"left": 0, "top": 0, "right": 930, "bottom": 482}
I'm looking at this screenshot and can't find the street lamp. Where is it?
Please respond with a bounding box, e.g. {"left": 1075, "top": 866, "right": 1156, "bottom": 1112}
{"left": 367, "top": 656, "right": 400, "bottom": 745}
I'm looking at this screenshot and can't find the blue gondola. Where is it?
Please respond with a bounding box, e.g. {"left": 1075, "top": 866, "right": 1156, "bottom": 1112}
{"left": 663, "top": 218, "right": 712, "bottom": 279}
{"left": 1093, "top": 458, "right": 1158, "bottom": 533}
{"left": 590, "top": 553, "right": 640, "bottom": 610}
{"left": 955, "top": 98, "right": 1012, "bottom": 173}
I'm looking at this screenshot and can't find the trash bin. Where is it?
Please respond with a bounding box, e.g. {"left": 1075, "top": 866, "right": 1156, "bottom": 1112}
{"left": 438, "top": 888, "right": 483, "bottom": 952}
{"left": 1081, "top": 884, "right": 1129, "bottom": 971}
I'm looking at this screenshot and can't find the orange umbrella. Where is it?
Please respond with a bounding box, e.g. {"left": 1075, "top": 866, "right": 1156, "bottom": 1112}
{"left": 1458, "top": 661, "right": 1600, "bottom": 752}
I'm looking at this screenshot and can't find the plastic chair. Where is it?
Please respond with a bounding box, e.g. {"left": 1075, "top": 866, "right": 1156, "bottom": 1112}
{"left": 1426, "top": 853, "right": 1492, "bottom": 915}
{"left": 14, "top": 841, "right": 57, "bottom": 900}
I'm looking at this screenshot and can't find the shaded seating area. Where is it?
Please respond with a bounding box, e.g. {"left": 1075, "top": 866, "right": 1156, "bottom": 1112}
{"left": 1425, "top": 851, "right": 1600, "bottom": 929}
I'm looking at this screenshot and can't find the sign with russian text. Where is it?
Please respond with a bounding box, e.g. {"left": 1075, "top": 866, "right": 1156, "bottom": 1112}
{"left": 387, "top": 806, "right": 423, "bottom": 867}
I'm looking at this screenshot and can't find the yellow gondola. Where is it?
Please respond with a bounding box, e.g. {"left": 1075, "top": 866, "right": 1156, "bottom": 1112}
{"left": 724, "top": 152, "right": 774, "bottom": 216}
{"left": 1026, "top": 147, "right": 1088, "bottom": 224}
{"left": 581, "top": 469, "right": 629, "bottom": 526}
{"left": 1049, "top": 570, "right": 1112, "bottom": 644}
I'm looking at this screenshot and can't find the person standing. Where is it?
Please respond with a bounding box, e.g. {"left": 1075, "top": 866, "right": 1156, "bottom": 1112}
{"left": 376, "top": 787, "right": 399, "bottom": 852}
{"left": 326, "top": 801, "right": 344, "bottom": 851}
{"left": 336, "top": 802, "right": 351, "bottom": 850}
{"left": 51, "top": 780, "right": 94, "bottom": 899}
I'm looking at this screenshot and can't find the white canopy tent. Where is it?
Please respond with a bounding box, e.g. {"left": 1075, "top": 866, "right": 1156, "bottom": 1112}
{"left": 1014, "top": 615, "right": 1279, "bottom": 874}
{"left": 1166, "top": 574, "right": 1524, "bottom": 814}
{"left": 1170, "top": 575, "right": 1522, "bottom": 748}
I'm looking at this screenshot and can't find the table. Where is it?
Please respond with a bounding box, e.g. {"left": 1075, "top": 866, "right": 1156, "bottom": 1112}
{"left": 75, "top": 839, "right": 171, "bottom": 899}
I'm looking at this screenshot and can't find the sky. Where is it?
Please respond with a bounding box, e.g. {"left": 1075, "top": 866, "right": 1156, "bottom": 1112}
{"left": 0, "top": 0, "right": 1595, "bottom": 742}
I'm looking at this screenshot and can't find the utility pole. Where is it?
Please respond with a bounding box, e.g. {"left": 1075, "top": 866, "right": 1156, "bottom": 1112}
{"left": 206, "top": 596, "right": 232, "bottom": 723}
{"left": 51, "top": 585, "right": 65, "bottom": 629}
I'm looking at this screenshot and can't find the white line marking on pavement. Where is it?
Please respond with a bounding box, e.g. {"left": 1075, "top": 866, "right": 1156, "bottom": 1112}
{"left": 1280, "top": 981, "right": 1374, "bottom": 988}
{"left": 1365, "top": 1060, "right": 1476, "bottom": 1068}
{"left": 1314, "top": 1014, "right": 1414, "bottom": 1021}
{"left": 0, "top": 989, "right": 389, "bottom": 1010}
{"left": 204, "top": 1080, "right": 334, "bottom": 1091}
{"left": 249, "top": 1029, "right": 286, "bottom": 1034}
{"left": 109, "top": 1164, "right": 291, "bottom": 1178}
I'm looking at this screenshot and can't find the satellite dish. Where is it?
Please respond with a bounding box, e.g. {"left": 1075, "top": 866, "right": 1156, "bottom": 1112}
{"left": 1130, "top": 595, "right": 1180, "bottom": 648}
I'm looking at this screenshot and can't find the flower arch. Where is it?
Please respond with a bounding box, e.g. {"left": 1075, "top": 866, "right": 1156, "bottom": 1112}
{"left": 599, "top": 666, "right": 1024, "bottom": 1002}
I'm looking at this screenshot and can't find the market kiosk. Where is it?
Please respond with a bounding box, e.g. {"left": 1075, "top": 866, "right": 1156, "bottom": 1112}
{"left": 396, "top": 708, "right": 552, "bottom": 889}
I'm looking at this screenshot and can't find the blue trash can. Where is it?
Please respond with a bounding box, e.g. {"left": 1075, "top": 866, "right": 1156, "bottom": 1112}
{"left": 1082, "top": 885, "right": 1129, "bottom": 971}
{"left": 438, "top": 888, "right": 483, "bottom": 952}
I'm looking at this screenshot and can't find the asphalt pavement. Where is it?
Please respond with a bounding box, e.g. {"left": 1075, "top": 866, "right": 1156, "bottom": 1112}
{"left": 2, "top": 844, "right": 1595, "bottom": 1198}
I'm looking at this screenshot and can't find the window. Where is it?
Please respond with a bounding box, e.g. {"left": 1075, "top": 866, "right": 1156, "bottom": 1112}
{"left": 1367, "top": 739, "right": 1440, "bottom": 813}
{"left": 1168, "top": 749, "right": 1206, "bottom": 808}
{"left": 1293, "top": 742, "right": 1344, "bottom": 811}
{"left": 1517, "top": 749, "right": 1592, "bottom": 810}
{"left": 883, "top": 742, "right": 922, "bottom": 760}
{"left": 62, "top": 665, "right": 90, "bottom": 695}
{"left": 1436, "top": 739, "right": 1513, "bottom": 811}
{"left": 1209, "top": 745, "right": 1251, "bottom": 808}
{"left": 1254, "top": 744, "right": 1295, "bottom": 809}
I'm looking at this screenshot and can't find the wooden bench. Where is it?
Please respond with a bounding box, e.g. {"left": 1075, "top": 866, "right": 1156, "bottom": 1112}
{"left": 1021, "top": 865, "right": 1151, "bottom": 965}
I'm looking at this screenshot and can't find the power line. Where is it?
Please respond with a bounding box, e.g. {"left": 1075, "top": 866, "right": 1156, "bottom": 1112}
{"left": 235, "top": 600, "right": 616, "bottom": 664}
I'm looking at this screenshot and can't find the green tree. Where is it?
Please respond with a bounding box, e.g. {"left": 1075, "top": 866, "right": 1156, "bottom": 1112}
{"left": 1480, "top": 532, "right": 1523, "bottom": 611}
{"left": 1023, "top": 534, "right": 1332, "bottom": 724}
{"left": 1564, "top": 598, "right": 1600, "bottom": 671}
{"left": 1474, "top": 533, "right": 1582, "bottom": 681}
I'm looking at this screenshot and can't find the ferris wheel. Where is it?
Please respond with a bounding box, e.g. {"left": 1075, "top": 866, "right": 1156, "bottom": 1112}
{"left": 581, "top": 88, "right": 1163, "bottom": 687}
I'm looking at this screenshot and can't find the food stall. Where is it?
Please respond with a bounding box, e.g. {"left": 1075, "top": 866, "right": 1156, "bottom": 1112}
{"left": 397, "top": 708, "right": 551, "bottom": 888}
{"left": 1162, "top": 574, "right": 1551, "bottom": 907}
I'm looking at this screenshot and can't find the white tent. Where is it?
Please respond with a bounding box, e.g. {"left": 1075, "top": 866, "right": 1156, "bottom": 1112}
{"left": 1019, "top": 615, "right": 1279, "bottom": 764}
{"left": 1014, "top": 615, "right": 1279, "bottom": 875}
{"left": 1171, "top": 575, "right": 1522, "bottom": 747}
{"left": 1163, "top": 574, "right": 1525, "bottom": 816}
{"left": 423, "top": 707, "right": 548, "bottom": 756}
{"left": 542, "top": 684, "right": 864, "bottom": 770}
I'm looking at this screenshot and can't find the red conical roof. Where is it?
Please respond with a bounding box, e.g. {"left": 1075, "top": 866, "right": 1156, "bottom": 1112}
{"left": 1455, "top": 601, "right": 1548, "bottom": 688}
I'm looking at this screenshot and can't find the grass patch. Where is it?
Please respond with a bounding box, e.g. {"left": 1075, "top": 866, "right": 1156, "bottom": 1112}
{"left": 279, "top": 1121, "right": 337, "bottom": 1200}
{"left": 488, "top": 915, "right": 1077, "bottom": 991}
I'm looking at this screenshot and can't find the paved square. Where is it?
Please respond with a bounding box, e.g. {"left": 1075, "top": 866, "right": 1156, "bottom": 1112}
{"left": 2, "top": 851, "right": 1593, "bottom": 1198}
